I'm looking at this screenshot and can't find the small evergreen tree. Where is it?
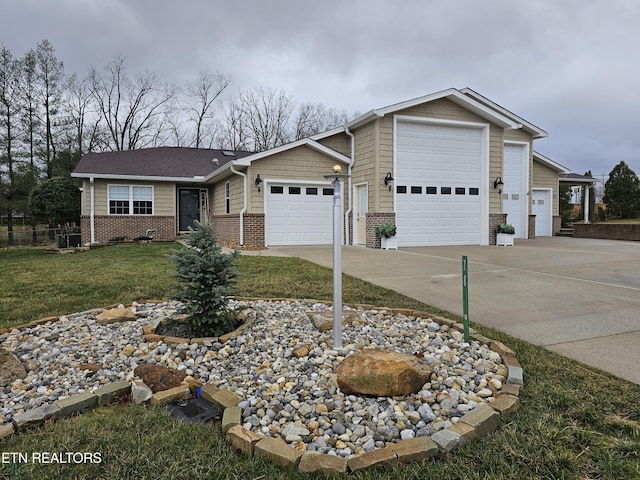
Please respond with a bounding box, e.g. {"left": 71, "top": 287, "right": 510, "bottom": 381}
{"left": 169, "top": 221, "right": 240, "bottom": 336}
{"left": 603, "top": 161, "right": 640, "bottom": 219}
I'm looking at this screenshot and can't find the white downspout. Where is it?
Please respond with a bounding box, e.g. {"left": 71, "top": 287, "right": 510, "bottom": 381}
{"left": 230, "top": 165, "right": 247, "bottom": 245}
{"left": 90, "top": 177, "right": 95, "bottom": 244}
{"left": 344, "top": 126, "right": 355, "bottom": 245}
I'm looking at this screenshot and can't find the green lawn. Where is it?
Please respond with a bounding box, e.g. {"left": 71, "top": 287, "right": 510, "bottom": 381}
{"left": 0, "top": 243, "right": 639, "bottom": 480}
{"left": 600, "top": 218, "right": 640, "bottom": 224}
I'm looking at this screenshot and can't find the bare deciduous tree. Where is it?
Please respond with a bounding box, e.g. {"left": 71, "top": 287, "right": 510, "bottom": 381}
{"left": 89, "top": 56, "right": 175, "bottom": 151}
{"left": 183, "top": 71, "right": 230, "bottom": 148}
{"left": 217, "top": 88, "right": 295, "bottom": 152}
{"left": 0, "top": 45, "right": 24, "bottom": 243}
{"left": 292, "top": 102, "right": 352, "bottom": 139}
{"left": 35, "top": 39, "right": 65, "bottom": 178}
{"left": 217, "top": 99, "right": 249, "bottom": 151}
{"left": 63, "top": 73, "right": 99, "bottom": 155}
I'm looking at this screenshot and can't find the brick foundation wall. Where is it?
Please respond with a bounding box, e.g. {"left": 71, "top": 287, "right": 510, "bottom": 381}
{"left": 212, "top": 215, "right": 240, "bottom": 245}
{"left": 244, "top": 214, "right": 265, "bottom": 247}
{"left": 573, "top": 223, "right": 640, "bottom": 241}
{"left": 211, "top": 214, "right": 265, "bottom": 247}
{"left": 81, "top": 216, "right": 176, "bottom": 245}
{"left": 553, "top": 216, "right": 562, "bottom": 235}
{"left": 528, "top": 215, "right": 536, "bottom": 239}
{"left": 489, "top": 213, "right": 508, "bottom": 246}
{"left": 366, "top": 212, "right": 396, "bottom": 248}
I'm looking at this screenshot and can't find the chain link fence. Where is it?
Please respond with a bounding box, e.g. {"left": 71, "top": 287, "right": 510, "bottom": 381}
{"left": 0, "top": 227, "right": 81, "bottom": 248}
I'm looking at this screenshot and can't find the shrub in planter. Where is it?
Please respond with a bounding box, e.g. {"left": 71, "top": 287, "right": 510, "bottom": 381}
{"left": 169, "top": 221, "right": 240, "bottom": 337}
{"left": 375, "top": 223, "right": 397, "bottom": 238}
{"left": 496, "top": 223, "right": 515, "bottom": 234}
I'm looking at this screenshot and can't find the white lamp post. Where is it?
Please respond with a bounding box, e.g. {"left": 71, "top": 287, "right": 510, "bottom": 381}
{"left": 324, "top": 165, "right": 350, "bottom": 348}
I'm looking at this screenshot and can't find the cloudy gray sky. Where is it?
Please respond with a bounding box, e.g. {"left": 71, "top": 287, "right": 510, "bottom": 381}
{"left": 2, "top": 0, "right": 639, "bottom": 179}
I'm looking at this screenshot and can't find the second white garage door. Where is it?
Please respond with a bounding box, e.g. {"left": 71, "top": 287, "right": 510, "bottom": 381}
{"left": 265, "top": 184, "right": 334, "bottom": 246}
{"left": 395, "top": 121, "right": 484, "bottom": 246}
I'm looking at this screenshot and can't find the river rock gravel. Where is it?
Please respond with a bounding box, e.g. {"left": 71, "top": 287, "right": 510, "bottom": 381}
{"left": 0, "top": 299, "right": 508, "bottom": 458}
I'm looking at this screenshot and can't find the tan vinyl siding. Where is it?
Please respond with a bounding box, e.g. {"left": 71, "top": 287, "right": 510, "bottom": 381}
{"left": 395, "top": 98, "right": 488, "bottom": 124}
{"left": 378, "top": 116, "right": 394, "bottom": 212}
{"left": 352, "top": 121, "right": 379, "bottom": 211}
{"left": 80, "top": 179, "right": 90, "bottom": 215}
{"left": 317, "top": 132, "right": 352, "bottom": 157}
{"left": 245, "top": 145, "right": 347, "bottom": 214}
{"left": 353, "top": 99, "right": 513, "bottom": 216}
{"left": 88, "top": 180, "right": 174, "bottom": 216}
{"left": 489, "top": 125, "right": 505, "bottom": 214}
{"left": 533, "top": 160, "right": 560, "bottom": 213}
{"left": 154, "top": 183, "right": 176, "bottom": 215}
{"left": 212, "top": 174, "right": 244, "bottom": 216}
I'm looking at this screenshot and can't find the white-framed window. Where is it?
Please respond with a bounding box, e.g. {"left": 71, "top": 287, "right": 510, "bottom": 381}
{"left": 108, "top": 185, "right": 153, "bottom": 215}
{"left": 225, "top": 181, "right": 230, "bottom": 214}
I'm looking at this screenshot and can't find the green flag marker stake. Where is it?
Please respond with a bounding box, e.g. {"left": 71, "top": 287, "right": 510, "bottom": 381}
{"left": 462, "top": 255, "right": 470, "bottom": 343}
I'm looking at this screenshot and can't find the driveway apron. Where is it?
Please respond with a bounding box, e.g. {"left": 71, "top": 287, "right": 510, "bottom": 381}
{"left": 270, "top": 237, "right": 640, "bottom": 385}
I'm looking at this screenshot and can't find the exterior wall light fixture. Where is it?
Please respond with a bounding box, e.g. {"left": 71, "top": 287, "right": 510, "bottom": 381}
{"left": 493, "top": 177, "right": 504, "bottom": 194}
{"left": 254, "top": 174, "right": 263, "bottom": 192}
{"left": 384, "top": 172, "right": 394, "bottom": 191}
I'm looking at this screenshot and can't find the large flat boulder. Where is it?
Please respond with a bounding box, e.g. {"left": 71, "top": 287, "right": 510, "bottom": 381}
{"left": 96, "top": 307, "right": 136, "bottom": 325}
{"left": 336, "top": 350, "right": 432, "bottom": 397}
{"left": 0, "top": 348, "right": 27, "bottom": 387}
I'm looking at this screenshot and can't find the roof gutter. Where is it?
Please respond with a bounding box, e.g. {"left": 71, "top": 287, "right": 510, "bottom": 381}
{"left": 230, "top": 164, "right": 247, "bottom": 246}
{"left": 344, "top": 126, "right": 355, "bottom": 245}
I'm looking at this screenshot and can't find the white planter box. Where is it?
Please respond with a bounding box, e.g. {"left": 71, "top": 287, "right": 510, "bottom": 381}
{"left": 497, "top": 233, "right": 515, "bottom": 246}
{"left": 381, "top": 236, "right": 398, "bottom": 250}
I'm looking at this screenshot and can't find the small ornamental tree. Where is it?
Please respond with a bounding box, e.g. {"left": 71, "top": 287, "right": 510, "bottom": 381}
{"left": 169, "top": 221, "right": 240, "bottom": 336}
{"left": 28, "top": 176, "right": 81, "bottom": 245}
{"left": 603, "top": 161, "right": 640, "bottom": 219}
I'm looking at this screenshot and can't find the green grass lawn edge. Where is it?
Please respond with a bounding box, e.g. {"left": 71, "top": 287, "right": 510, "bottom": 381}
{"left": 0, "top": 243, "right": 639, "bottom": 480}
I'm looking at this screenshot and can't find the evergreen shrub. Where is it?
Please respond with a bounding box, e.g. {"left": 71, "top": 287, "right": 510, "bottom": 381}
{"left": 169, "top": 221, "right": 240, "bottom": 336}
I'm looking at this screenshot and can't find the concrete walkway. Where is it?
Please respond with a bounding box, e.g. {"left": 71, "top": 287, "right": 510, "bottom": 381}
{"left": 258, "top": 237, "right": 640, "bottom": 385}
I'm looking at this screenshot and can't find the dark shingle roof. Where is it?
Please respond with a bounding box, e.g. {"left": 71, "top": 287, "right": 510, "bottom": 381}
{"left": 72, "top": 147, "right": 253, "bottom": 179}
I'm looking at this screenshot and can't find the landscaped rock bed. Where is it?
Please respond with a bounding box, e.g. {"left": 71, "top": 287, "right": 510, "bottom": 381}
{"left": 0, "top": 299, "right": 523, "bottom": 474}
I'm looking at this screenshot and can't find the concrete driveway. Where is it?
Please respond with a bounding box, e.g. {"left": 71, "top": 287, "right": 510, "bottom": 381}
{"left": 269, "top": 237, "right": 640, "bottom": 385}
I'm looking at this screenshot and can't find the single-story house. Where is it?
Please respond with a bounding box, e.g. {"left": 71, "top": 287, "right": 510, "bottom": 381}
{"left": 72, "top": 87, "right": 572, "bottom": 248}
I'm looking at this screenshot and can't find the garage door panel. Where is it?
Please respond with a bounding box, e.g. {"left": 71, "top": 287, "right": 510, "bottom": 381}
{"left": 396, "top": 121, "right": 482, "bottom": 246}
{"left": 266, "top": 184, "right": 333, "bottom": 246}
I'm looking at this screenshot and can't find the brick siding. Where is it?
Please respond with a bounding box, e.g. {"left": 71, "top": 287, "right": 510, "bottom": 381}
{"left": 489, "top": 213, "right": 508, "bottom": 246}
{"left": 573, "top": 223, "right": 640, "bottom": 241}
{"left": 81, "top": 215, "right": 175, "bottom": 244}
{"left": 528, "top": 215, "right": 536, "bottom": 239}
{"left": 366, "top": 212, "right": 396, "bottom": 248}
{"left": 212, "top": 213, "right": 265, "bottom": 247}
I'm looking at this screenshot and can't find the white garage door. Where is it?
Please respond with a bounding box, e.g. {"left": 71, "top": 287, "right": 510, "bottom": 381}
{"left": 265, "top": 184, "right": 334, "bottom": 246}
{"left": 396, "top": 121, "right": 483, "bottom": 246}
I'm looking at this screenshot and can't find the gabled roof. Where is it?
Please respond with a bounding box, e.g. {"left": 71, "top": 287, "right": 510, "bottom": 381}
{"left": 309, "top": 126, "right": 346, "bottom": 141}
{"left": 346, "top": 88, "right": 522, "bottom": 131}
{"left": 72, "top": 147, "right": 253, "bottom": 181}
{"left": 460, "top": 88, "right": 549, "bottom": 139}
{"left": 232, "top": 138, "right": 351, "bottom": 167}
{"left": 533, "top": 151, "right": 571, "bottom": 173}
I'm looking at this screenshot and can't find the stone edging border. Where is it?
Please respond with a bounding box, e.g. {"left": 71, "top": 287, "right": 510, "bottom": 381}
{"left": 0, "top": 298, "right": 524, "bottom": 475}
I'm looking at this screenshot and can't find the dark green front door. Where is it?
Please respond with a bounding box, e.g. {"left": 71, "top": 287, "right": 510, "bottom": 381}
{"left": 178, "top": 188, "right": 200, "bottom": 231}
